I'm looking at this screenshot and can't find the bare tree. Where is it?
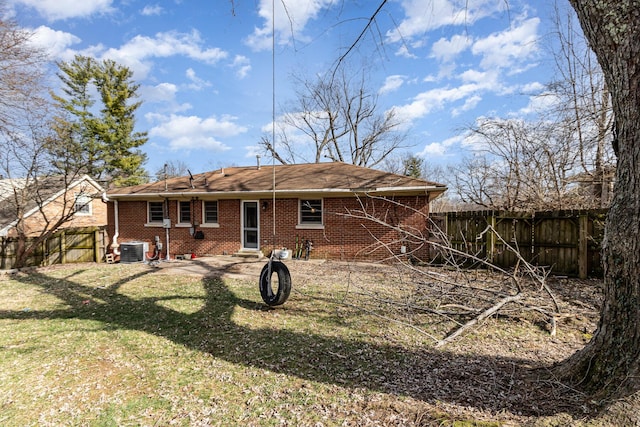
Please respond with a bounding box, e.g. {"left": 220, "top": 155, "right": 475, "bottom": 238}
{"left": 546, "top": 1, "right": 615, "bottom": 207}
{"left": 0, "top": 11, "right": 49, "bottom": 178}
{"left": 450, "top": 118, "right": 596, "bottom": 210}
{"left": 154, "top": 160, "right": 190, "bottom": 181}
{"left": 436, "top": 5, "right": 615, "bottom": 212}
{"left": 0, "top": 14, "right": 94, "bottom": 269}
{"left": 261, "top": 67, "right": 406, "bottom": 167}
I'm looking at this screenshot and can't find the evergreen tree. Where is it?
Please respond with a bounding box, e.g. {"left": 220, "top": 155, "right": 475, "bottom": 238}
{"left": 51, "top": 55, "right": 148, "bottom": 186}
{"left": 403, "top": 155, "right": 423, "bottom": 179}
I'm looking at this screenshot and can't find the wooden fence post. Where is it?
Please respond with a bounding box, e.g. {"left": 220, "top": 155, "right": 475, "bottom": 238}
{"left": 487, "top": 211, "right": 496, "bottom": 263}
{"left": 578, "top": 213, "right": 588, "bottom": 279}
{"left": 94, "top": 229, "right": 100, "bottom": 263}
{"left": 60, "top": 230, "right": 67, "bottom": 265}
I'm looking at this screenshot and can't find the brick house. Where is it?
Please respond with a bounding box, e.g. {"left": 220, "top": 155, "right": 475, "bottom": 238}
{"left": 105, "top": 162, "right": 446, "bottom": 262}
{"left": 0, "top": 175, "right": 107, "bottom": 238}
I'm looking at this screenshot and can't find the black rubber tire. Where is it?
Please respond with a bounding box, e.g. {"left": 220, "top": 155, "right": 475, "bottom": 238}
{"left": 259, "top": 261, "right": 292, "bottom": 306}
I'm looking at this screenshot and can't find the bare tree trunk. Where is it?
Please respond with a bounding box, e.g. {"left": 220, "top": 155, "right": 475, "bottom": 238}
{"left": 558, "top": 0, "right": 640, "bottom": 398}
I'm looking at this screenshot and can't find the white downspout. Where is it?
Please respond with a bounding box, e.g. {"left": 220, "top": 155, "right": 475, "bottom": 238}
{"left": 165, "top": 225, "right": 170, "bottom": 261}
{"left": 164, "top": 198, "right": 170, "bottom": 261}
{"left": 111, "top": 199, "right": 120, "bottom": 256}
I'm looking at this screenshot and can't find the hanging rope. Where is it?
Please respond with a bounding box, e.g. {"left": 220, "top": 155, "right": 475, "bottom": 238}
{"left": 271, "top": 0, "right": 277, "bottom": 246}
{"left": 259, "top": 0, "right": 292, "bottom": 307}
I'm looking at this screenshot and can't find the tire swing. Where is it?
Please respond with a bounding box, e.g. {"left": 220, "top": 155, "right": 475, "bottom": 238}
{"left": 259, "top": 257, "right": 292, "bottom": 306}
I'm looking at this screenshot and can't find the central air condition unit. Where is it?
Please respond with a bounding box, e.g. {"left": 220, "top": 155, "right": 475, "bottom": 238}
{"left": 120, "top": 241, "right": 148, "bottom": 263}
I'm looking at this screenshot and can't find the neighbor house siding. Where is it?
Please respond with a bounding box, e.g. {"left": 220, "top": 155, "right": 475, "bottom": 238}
{"left": 109, "top": 194, "right": 430, "bottom": 262}
{"left": 8, "top": 192, "right": 107, "bottom": 238}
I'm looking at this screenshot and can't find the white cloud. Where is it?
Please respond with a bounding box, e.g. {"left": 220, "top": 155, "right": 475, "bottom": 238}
{"left": 451, "top": 95, "right": 482, "bottom": 117}
{"left": 29, "top": 26, "right": 81, "bottom": 59}
{"left": 521, "top": 81, "right": 544, "bottom": 93}
{"left": 185, "top": 68, "right": 212, "bottom": 90}
{"left": 244, "top": 0, "right": 336, "bottom": 51}
{"left": 472, "top": 17, "right": 540, "bottom": 71}
{"left": 148, "top": 114, "right": 247, "bottom": 151}
{"left": 458, "top": 69, "right": 500, "bottom": 89}
{"left": 431, "top": 34, "right": 472, "bottom": 63}
{"left": 230, "top": 55, "right": 251, "bottom": 79}
{"left": 140, "top": 83, "right": 178, "bottom": 102}
{"left": 140, "top": 84, "right": 192, "bottom": 114}
{"left": 379, "top": 75, "right": 406, "bottom": 95}
{"left": 99, "top": 30, "right": 228, "bottom": 79}
{"left": 419, "top": 142, "right": 447, "bottom": 156}
{"left": 392, "top": 15, "right": 541, "bottom": 126}
{"left": 28, "top": 27, "right": 229, "bottom": 80}
{"left": 386, "top": 0, "right": 503, "bottom": 44}
{"left": 393, "top": 83, "right": 485, "bottom": 122}
{"left": 516, "top": 92, "right": 561, "bottom": 116}
{"left": 418, "top": 134, "right": 463, "bottom": 157}
{"left": 395, "top": 45, "right": 417, "bottom": 59}
{"left": 13, "top": 0, "right": 114, "bottom": 21}
{"left": 459, "top": 126, "right": 487, "bottom": 149}
{"left": 141, "top": 4, "right": 163, "bottom": 16}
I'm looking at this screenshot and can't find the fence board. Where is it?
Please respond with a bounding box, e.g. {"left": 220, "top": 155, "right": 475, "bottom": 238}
{"left": 430, "top": 210, "right": 606, "bottom": 278}
{"left": 0, "top": 226, "right": 106, "bottom": 270}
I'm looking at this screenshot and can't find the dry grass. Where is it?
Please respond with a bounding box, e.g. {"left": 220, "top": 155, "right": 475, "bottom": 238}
{"left": 0, "top": 259, "right": 635, "bottom": 426}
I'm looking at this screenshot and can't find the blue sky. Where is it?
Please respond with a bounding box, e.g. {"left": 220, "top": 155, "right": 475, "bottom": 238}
{"left": 7, "top": 0, "right": 567, "bottom": 176}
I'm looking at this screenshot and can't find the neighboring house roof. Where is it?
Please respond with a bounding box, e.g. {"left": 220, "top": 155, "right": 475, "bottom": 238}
{"left": 0, "top": 175, "right": 105, "bottom": 237}
{"left": 569, "top": 165, "right": 616, "bottom": 184}
{"left": 0, "top": 177, "right": 27, "bottom": 205}
{"left": 107, "top": 162, "right": 447, "bottom": 199}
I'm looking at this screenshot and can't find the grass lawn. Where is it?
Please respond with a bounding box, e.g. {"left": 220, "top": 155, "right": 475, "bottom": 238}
{"left": 0, "top": 260, "right": 634, "bottom": 426}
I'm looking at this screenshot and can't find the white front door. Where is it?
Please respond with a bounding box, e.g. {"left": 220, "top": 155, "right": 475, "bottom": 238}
{"left": 241, "top": 201, "right": 259, "bottom": 250}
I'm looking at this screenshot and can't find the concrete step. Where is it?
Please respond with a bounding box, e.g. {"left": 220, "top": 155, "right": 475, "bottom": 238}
{"left": 232, "top": 250, "right": 264, "bottom": 259}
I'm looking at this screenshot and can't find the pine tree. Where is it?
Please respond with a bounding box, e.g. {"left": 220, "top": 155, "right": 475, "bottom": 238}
{"left": 403, "top": 155, "right": 423, "bottom": 179}
{"left": 51, "top": 55, "right": 148, "bottom": 186}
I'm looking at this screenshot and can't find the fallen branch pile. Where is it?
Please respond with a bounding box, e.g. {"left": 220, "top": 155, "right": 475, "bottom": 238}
{"left": 330, "top": 195, "right": 596, "bottom": 347}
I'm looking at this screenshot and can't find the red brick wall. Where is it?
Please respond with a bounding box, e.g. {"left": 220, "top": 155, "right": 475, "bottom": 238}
{"left": 107, "top": 195, "right": 431, "bottom": 262}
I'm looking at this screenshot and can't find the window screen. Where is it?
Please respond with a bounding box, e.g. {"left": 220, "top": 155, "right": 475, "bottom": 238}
{"left": 300, "top": 199, "right": 322, "bottom": 224}
{"left": 74, "top": 193, "right": 92, "bottom": 215}
{"left": 203, "top": 201, "right": 218, "bottom": 224}
{"left": 148, "top": 202, "right": 164, "bottom": 223}
{"left": 179, "top": 201, "right": 191, "bottom": 224}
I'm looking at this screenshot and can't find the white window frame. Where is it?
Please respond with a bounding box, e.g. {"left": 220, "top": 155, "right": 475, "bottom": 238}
{"left": 296, "top": 198, "right": 324, "bottom": 230}
{"left": 177, "top": 200, "right": 191, "bottom": 226}
{"left": 74, "top": 192, "right": 92, "bottom": 216}
{"left": 146, "top": 201, "right": 164, "bottom": 226}
{"left": 201, "top": 200, "right": 220, "bottom": 228}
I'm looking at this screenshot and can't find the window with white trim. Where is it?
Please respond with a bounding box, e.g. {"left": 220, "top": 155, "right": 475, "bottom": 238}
{"left": 178, "top": 201, "right": 191, "bottom": 224}
{"left": 74, "top": 193, "right": 92, "bottom": 215}
{"left": 148, "top": 201, "right": 164, "bottom": 223}
{"left": 299, "top": 199, "right": 322, "bottom": 224}
{"left": 203, "top": 200, "right": 218, "bottom": 224}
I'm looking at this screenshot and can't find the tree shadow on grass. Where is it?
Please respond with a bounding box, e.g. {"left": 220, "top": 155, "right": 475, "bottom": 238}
{"left": 2, "top": 263, "right": 599, "bottom": 421}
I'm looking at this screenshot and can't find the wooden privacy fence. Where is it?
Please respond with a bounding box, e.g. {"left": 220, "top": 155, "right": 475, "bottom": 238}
{"left": 429, "top": 210, "right": 607, "bottom": 278}
{"left": 0, "top": 226, "right": 107, "bottom": 270}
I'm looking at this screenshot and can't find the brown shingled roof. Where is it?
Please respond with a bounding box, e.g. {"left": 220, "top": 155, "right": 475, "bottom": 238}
{"left": 107, "top": 162, "right": 446, "bottom": 199}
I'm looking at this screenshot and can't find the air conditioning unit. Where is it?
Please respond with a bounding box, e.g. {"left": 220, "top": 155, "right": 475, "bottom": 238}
{"left": 120, "top": 241, "right": 148, "bottom": 263}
